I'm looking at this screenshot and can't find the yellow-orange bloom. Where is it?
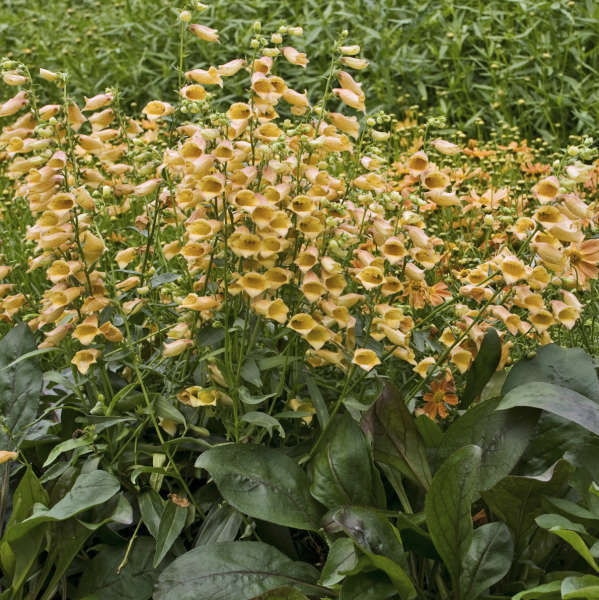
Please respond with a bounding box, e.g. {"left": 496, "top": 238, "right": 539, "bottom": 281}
{"left": 533, "top": 176, "right": 560, "bottom": 204}
{"left": 288, "top": 313, "right": 316, "bottom": 335}
{"left": 352, "top": 348, "right": 381, "bottom": 371}
{"left": 282, "top": 46, "right": 308, "bottom": 67}
{"left": 189, "top": 24, "right": 219, "bottom": 42}
{"left": 177, "top": 386, "right": 218, "bottom": 407}
{"left": 80, "top": 231, "right": 106, "bottom": 264}
{"left": 71, "top": 349, "right": 101, "bottom": 374}
{"left": 142, "top": 100, "right": 174, "bottom": 120}
{"left": 238, "top": 273, "right": 269, "bottom": 298}
{"left": 0, "top": 451, "right": 18, "bottom": 464}
{"left": 72, "top": 316, "right": 100, "bottom": 345}
{"left": 163, "top": 339, "right": 193, "bottom": 357}
{"left": 356, "top": 266, "right": 384, "bottom": 290}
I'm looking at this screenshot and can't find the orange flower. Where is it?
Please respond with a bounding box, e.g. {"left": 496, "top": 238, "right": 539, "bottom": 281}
{"left": 421, "top": 373, "right": 459, "bottom": 420}
{"left": 565, "top": 239, "right": 599, "bottom": 287}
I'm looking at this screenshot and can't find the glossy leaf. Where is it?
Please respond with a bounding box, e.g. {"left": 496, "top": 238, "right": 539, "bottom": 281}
{"left": 459, "top": 522, "right": 513, "bottom": 600}
{"left": 76, "top": 537, "right": 157, "bottom": 600}
{"left": 320, "top": 538, "right": 359, "bottom": 587}
{"left": 339, "top": 572, "right": 397, "bottom": 600}
{"left": 511, "top": 581, "right": 562, "bottom": 599}
{"left": 502, "top": 344, "right": 599, "bottom": 402}
{"left": 424, "top": 445, "right": 482, "bottom": 588}
{"left": 6, "top": 470, "right": 120, "bottom": 542}
{"left": 323, "top": 505, "right": 416, "bottom": 599}
{"left": 482, "top": 460, "right": 572, "bottom": 554}
{"left": 361, "top": 383, "right": 432, "bottom": 489}
{"left": 497, "top": 382, "right": 599, "bottom": 436}
{"left": 196, "top": 444, "right": 324, "bottom": 530}
{"left": 561, "top": 575, "right": 599, "bottom": 599}
{"left": 154, "top": 500, "right": 188, "bottom": 567}
{"left": 461, "top": 327, "right": 501, "bottom": 407}
{"left": 309, "top": 414, "right": 386, "bottom": 509}
{"left": 0, "top": 323, "right": 43, "bottom": 448}
{"left": 536, "top": 515, "right": 599, "bottom": 573}
{"left": 241, "top": 411, "right": 285, "bottom": 438}
{"left": 155, "top": 541, "right": 322, "bottom": 600}
{"left": 437, "top": 396, "right": 538, "bottom": 490}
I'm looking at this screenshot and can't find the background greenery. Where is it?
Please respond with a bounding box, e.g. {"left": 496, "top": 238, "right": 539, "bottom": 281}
{"left": 1, "top": 0, "right": 598, "bottom": 145}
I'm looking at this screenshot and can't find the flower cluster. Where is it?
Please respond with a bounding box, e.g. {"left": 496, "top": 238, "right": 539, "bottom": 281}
{"left": 0, "top": 23, "right": 598, "bottom": 429}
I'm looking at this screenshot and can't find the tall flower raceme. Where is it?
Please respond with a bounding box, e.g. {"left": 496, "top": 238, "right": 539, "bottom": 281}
{"left": 0, "top": 24, "right": 598, "bottom": 437}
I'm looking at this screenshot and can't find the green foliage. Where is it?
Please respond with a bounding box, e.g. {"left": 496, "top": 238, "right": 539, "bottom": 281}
{"left": 2, "top": 0, "right": 599, "bottom": 143}
{"left": 0, "top": 5, "right": 599, "bottom": 597}
{"left": 1, "top": 298, "right": 599, "bottom": 598}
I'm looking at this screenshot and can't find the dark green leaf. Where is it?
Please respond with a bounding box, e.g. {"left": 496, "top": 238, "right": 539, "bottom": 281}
{"left": 320, "top": 538, "right": 359, "bottom": 587}
{"left": 462, "top": 328, "right": 502, "bottom": 407}
{"left": 156, "top": 398, "right": 186, "bottom": 426}
{"left": 259, "top": 588, "right": 310, "bottom": 600}
{"left": 7, "top": 470, "right": 120, "bottom": 542}
{"left": 196, "top": 444, "right": 324, "bottom": 530}
{"left": 138, "top": 489, "right": 164, "bottom": 540}
{"left": 195, "top": 504, "right": 242, "bottom": 546}
{"left": 437, "top": 397, "right": 538, "bottom": 490}
{"left": 323, "top": 506, "right": 416, "bottom": 599}
{"left": 155, "top": 541, "right": 321, "bottom": 600}
{"left": 76, "top": 537, "right": 157, "bottom": 600}
{"left": 0, "top": 323, "right": 43, "bottom": 448}
{"left": 497, "top": 382, "right": 599, "bottom": 436}
{"left": 415, "top": 415, "right": 443, "bottom": 448}
{"left": 241, "top": 411, "right": 285, "bottom": 438}
{"left": 361, "top": 384, "right": 432, "bottom": 489}
{"left": 154, "top": 500, "right": 188, "bottom": 567}
{"left": 309, "top": 414, "right": 386, "bottom": 509}
{"left": 305, "top": 372, "right": 330, "bottom": 428}
{"left": 339, "top": 571, "right": 397, "bottom": 600}
{"left": 482, "top": 460, "right": 572, "bottom": 555}
{"left": 460, "top": 522, "right": 513, "bottom": 600}
{"left": 43, "top": 436, "right": 93, "bottom": 467}
{"left": 502, "top": 344, "right": 599, "bottom": 403}
{"left": 240, "top": 357, "right": 262, "bottom": 387}
{"left": 150, "top": 272, "right": 180, "bottom": 288}
{"left": 424, "top": 445, "right": 482, "bottom": 589}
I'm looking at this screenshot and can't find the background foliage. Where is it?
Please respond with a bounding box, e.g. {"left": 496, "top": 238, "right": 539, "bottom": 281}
{"left": 1, "top": 0, "right": 599, "bottom": 144}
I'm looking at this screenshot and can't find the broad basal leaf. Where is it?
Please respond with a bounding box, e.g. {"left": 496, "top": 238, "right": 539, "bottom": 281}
{"left": 461, "top": 327, "right": 502, "bottom": 408}
{"left": 196, "top": 444, "right": 324, "bottom": 530}
{"left": 155, "top": 541, "right": 321, "bottom": 600}
{"left": 482, "top": 460, "right": 572, "bottom": 555}
{"left": 0, "top": 323, "right": 43, "bottom": 448}
{"left": 459, "top": 522, "right": 513, "bottom": 600}
{"left": 424, "top": 445, "right": 481, "bottom": 589}
{"left": 323, "top": 506, "right": 417, "bottom": 599}
{"left": 6, "top": 470, "right": 120, "bottom": 542}
{"left": 502, "top": 344, "right": 599, "bottom": 403}
{"left": 497, "top": 382, "right": 599, "bottom": 436}
{"left": 437, "top": 396, "right": 538, "bottom": 490}
{"left": 361, "top": 383, "right": 432, "bottom": 489}
{"left": 309, "top": 414, "right": 386, "bottom": 509}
